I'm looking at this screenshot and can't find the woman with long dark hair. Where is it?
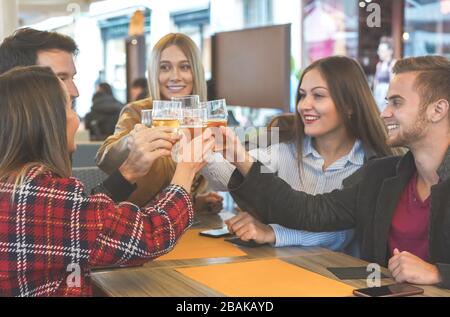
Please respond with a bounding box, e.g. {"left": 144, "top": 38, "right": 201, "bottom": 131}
{"left": 0, "top": 66, "right": 213, "bottom": 296}
{"left": 203, "top": 56, "right": 400, "bottom": 252}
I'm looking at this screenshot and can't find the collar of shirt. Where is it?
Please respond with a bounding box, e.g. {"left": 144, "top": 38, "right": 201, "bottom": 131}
{"left": 302, "top": 136, "right": 365, "bottom": 170}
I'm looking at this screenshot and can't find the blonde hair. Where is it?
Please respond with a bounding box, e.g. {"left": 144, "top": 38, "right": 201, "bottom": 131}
{"left": 148, "top": 33, "right": 207, "bottom": 101}
{"left": 0, "top": 66, "right": 71, "bottom": 189}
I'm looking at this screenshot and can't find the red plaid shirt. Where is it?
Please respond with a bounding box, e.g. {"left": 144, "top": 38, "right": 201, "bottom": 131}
{"left": 0, "top": 167, "right": 193, "bottom": 297}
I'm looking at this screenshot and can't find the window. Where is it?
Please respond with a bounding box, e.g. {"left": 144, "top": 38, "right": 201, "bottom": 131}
{"left": 302, "top": 0, "right": 359, "bottom": 66}
{"left": 404, "top": 0, "right": 450, "bottom": 58}
{"left": 243, "top": 0, "right": 273, "bottom": 27}
{"left": 98, "top": 9, "right": 151, "bottom": 103}
{"left": 171, "top": 7, "right": 211, "bottom": 78}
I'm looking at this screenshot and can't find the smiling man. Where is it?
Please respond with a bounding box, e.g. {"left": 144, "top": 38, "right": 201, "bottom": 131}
{"left": 225, "top": 55, "right": 450, "bottom": 289}
{"left": 0, "top": 28, "right": 79, "bottom": 105}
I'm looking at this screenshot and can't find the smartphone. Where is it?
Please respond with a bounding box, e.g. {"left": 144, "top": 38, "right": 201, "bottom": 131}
{"left": 353, "top": 283, "right": 424, "bottom": 297}
{"left": 199, "top": 227, "right": 232, "bottom": 238}
{"left": 224, "top": 236, "right": 263, "bottom": 248}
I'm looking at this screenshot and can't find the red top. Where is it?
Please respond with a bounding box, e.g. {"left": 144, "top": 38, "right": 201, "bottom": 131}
{"left": 388, "top": 173, "right": 430, "bottom": 261}
{"left": 0, "top": 167, "right": 193, "bottom": 297}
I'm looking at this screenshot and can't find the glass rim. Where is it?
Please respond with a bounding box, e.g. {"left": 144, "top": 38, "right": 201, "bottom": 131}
{"left": 152, "top": 100, "right": 182, "bottom": 107}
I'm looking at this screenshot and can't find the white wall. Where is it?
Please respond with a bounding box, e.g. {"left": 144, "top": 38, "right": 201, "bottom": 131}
{"left": 0, "top": 0, "right": 18, "bottom": 41}
{"left": 73, "top": 16, "right": 103, "bottom": 117}
{"left": 210, "top": 0, "right": 245, "bottom": 33}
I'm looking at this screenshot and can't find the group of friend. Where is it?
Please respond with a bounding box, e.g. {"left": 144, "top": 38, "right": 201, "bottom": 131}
{"left": 0, "top": 27, "right": 448, "bottom": 297}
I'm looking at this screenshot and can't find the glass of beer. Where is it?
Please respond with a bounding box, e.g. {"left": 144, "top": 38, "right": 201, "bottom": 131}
{"left": 203, "top": 99, "right": 228, "bottom": 150}
{"left": 172, "top": 95, "right": 201, "bottom": 109}
{"left": 180, "top": 107, "right": 207, "bottom": 140}
{"left": 141, "top": 109, "right": 153, "bottom": 127}
{"left": 151, "top": 100, "right": 182, "bottom": 132}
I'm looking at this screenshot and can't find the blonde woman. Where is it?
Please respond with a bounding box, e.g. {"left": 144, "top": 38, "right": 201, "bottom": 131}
{"left": 97, "top": 33, "right": 222, "bottom": 210}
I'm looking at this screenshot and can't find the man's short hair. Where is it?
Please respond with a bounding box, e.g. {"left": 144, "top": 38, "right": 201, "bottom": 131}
{"left": 0, "top": 28, "right": 78, "bottom": 74}
{"left": 393, "top": 56, "right": 450, "bottom": 109}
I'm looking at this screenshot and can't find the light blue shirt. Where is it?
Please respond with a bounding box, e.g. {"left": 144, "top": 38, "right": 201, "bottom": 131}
{"left": 201, "top": 136, "right": 365, "bottom": 251}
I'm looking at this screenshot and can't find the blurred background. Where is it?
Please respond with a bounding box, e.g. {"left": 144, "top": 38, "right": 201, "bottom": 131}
{"left": 1, "top": 0, "right": 449, "bottom": 128}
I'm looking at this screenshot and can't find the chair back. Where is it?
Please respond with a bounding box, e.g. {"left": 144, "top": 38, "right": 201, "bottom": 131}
{"left": 72, "top": 166, "right": 108, "bottom": 194}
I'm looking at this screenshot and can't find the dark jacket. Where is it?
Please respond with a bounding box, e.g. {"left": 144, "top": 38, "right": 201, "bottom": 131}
{"left": 85, "top": 94, "right": 123, "bottom": 141}
{"left": 228, "top": 149, "right": 450, "bottom": 289}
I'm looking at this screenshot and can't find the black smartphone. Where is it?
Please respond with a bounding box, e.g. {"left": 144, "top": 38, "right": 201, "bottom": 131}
{"left": 353, "top": 283, "right": 424, "bottom": 297}
{"left": 199, "top": 227, "right": 232, "bottom": 238}
{"left": 224, "top": 236, "right": 263, "bottom": 248}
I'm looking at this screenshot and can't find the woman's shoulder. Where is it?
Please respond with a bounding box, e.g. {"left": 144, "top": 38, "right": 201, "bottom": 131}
{"left": 125, "top": 98, "right": 152, "bottom": 111}
{"left": 7, "top": 166, "right": 84, "bottom": 195}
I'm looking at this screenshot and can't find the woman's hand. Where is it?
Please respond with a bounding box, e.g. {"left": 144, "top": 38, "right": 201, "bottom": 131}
{"left": 225, "top": 212, "right": 276, "bottom": 244}
{"left": 194, "top": 192, "right": 224, "bottom": 213}
{"left": 216, "top": 127, "right": 255, "bottom": 176}
{"left": 171, "top": 130, "right": 215, "bottom": 192}
{"left": 119, "top": 124, "right": 179, "bottom": 183}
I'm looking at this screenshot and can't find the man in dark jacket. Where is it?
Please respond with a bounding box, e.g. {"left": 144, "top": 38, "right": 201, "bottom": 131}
{"left": 85, "top": 83, "right": 123, "bottom": 141}
{"left": 224, "top": 55, "right": 450, "bottom": 289}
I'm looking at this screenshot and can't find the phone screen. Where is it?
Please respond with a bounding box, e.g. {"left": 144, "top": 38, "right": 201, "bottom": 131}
{"left": 199, "top": 227, "right": 231, "bottom": 238}
{"left": 353, "top": 283, "right": 424, "bottom": 297}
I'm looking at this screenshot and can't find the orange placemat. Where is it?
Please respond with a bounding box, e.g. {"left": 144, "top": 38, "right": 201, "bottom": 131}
{"left": 176, "top": 259, "right": 355, "bottom": 297}
{"left": 156, "top": 229, "right": 247, "bottom": 261}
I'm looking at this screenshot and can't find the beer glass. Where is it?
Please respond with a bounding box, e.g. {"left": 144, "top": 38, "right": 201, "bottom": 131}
{"left": 203, "top": 99, "right": 228, "bottom": 150}
{"left": 151, "top": 100, "right": 182, "bottom": 132}
{"left": 141, "top": 109, "right": 153, "bottom": 127}
{"left": 172, "top": 95, "right": 201, "bottom": 109}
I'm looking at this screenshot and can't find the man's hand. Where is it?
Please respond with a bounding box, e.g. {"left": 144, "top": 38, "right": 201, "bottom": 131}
{"left": 119, "top": 124, "right": 179, "bottom": 183}
{"left": 194, "top": 192, "right": 224, "bottom": 213}
{"left": 388, "top": 248, "right": 442, "bottom": 285}
{"left": 225, "top": 212, "right": 275, "bottom": 244}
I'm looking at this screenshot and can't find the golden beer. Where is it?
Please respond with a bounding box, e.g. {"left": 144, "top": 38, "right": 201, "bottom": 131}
{"left": 207, "top": 119, "right": 228, "bottom": 128}
{"left": 207, "top": 120, "right": 228, "bottom": 150}
{"left": 152, "top": 118, "right": 180, "bottom": 129}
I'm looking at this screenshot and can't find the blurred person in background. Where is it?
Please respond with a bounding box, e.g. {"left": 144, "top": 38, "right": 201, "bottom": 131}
{"left": 130, "top": 77, "right": 149, "bottom": 101}
{"left": 373, "top": 37, "right": 396, "bottom": 112}
{"left": 85, "top": 82, "right": 123, "bottom": 141}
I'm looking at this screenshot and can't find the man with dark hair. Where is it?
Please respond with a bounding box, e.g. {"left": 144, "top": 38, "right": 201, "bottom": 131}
{"left": 0, "top": 28, "right": 79, "bottom": 102}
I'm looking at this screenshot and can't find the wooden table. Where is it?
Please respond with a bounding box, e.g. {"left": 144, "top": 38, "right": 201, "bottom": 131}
{"left": 91, "top": 212, "right": 450, "bottom": 297}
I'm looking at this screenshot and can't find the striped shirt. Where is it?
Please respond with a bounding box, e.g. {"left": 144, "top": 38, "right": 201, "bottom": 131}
{"left": 202, "top": 136, "right": 365, "bottom": 250}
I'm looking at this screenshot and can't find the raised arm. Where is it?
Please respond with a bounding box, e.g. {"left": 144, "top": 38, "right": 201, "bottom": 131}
{"left": 228, "top": 160, "right": 358, "bottom": 232}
